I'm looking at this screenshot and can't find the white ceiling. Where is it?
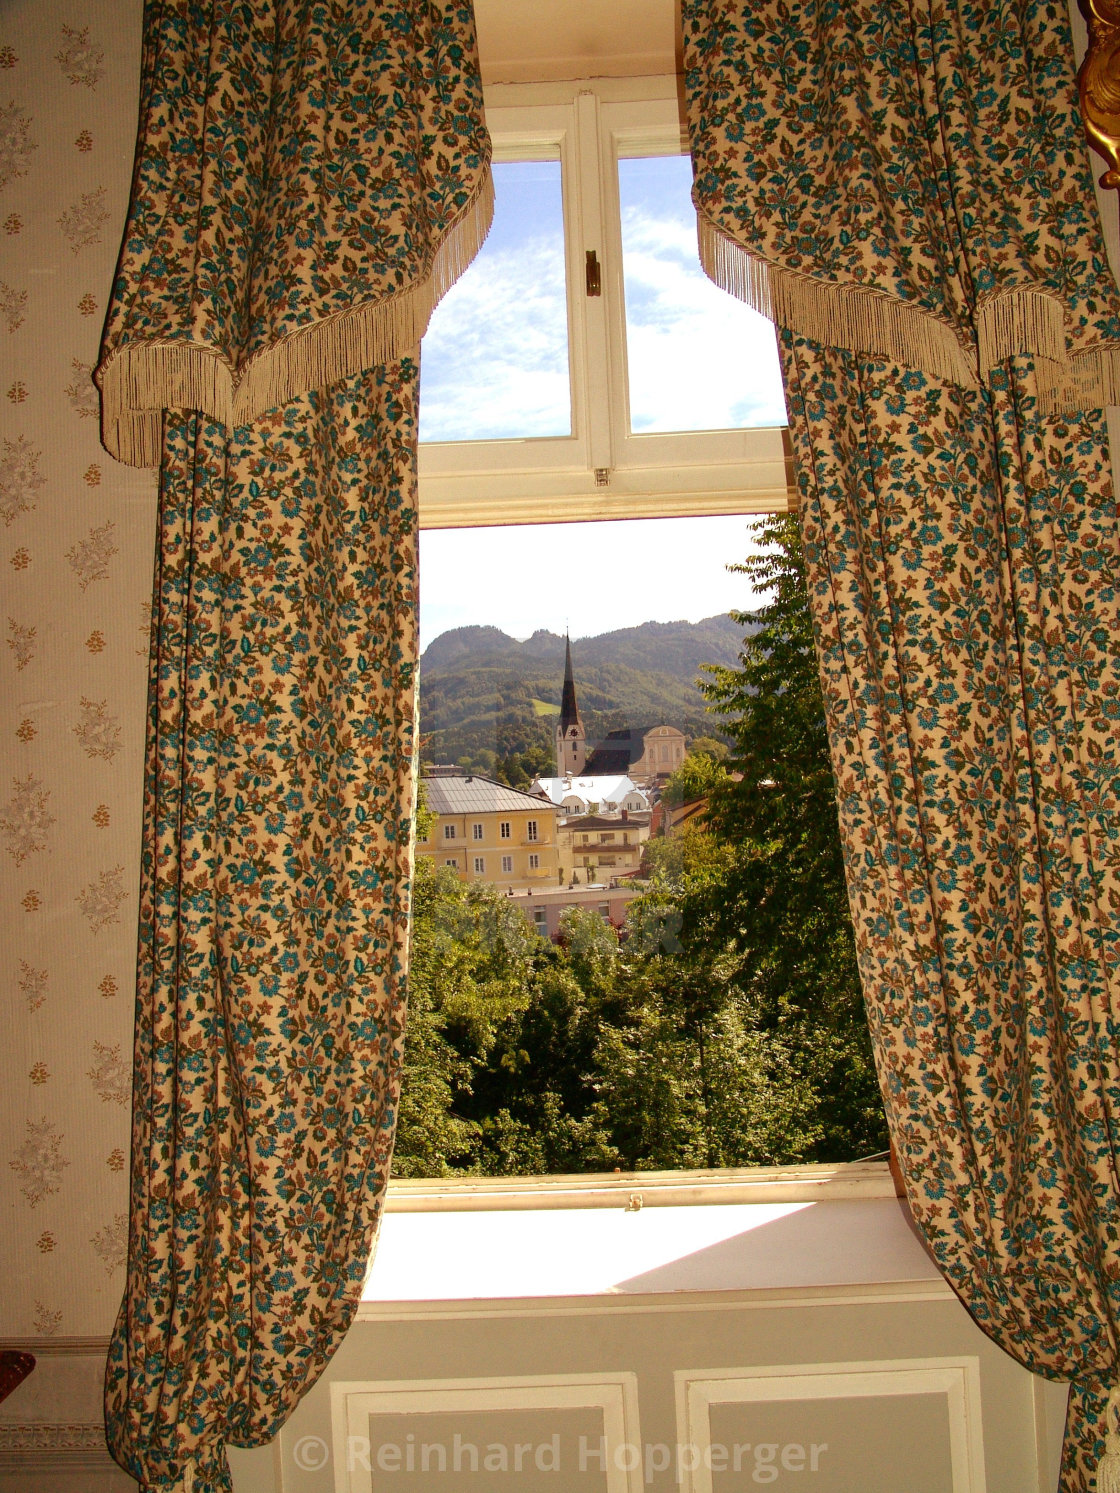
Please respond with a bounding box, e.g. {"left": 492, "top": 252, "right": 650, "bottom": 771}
{"left": 475, "top": 0, "right": 680, "bottom": 84}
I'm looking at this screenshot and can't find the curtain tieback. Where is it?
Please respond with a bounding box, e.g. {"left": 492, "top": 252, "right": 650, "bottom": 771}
{"left": 1097, "top": 1386, "right": 1120, "bottom": 1493}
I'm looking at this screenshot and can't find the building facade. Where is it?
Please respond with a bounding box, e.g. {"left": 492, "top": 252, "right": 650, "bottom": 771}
{"left": 416, "top": 772, "right": 560, "bottom": 890}
{"left": 558, "top": 811, "right": 652, "bottom": 884}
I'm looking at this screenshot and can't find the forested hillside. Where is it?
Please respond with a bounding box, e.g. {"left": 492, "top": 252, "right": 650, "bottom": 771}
{"left": 418, "top": 614, "right": 750, "bottom": 780}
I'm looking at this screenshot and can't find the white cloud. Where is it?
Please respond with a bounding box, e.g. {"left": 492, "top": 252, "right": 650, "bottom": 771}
{"left": 420, "top": 234, "right": 570, "bottom": 442}
{"left": 620, "top": 204, "right": 787, "bottom": 432}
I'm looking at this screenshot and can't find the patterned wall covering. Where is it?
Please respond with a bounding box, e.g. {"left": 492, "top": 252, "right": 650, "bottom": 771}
{"left": 0, "top": 0, "right": 151, "bottom": 1340}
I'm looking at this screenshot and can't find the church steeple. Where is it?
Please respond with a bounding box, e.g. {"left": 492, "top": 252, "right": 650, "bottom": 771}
{"left": 556, "top": 633, "right": 587, "bottom": 776}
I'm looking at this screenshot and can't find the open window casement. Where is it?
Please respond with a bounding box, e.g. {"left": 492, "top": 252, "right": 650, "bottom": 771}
{"left": 417, "top": 77, "right": 794, "bottom": 530}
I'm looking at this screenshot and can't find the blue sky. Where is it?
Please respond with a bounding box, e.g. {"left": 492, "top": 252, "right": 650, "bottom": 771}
{"left": 417, "top": 154, "right": 785, "bottom": 650}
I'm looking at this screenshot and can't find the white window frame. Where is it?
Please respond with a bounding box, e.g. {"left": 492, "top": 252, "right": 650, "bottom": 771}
{"left": 501, "top": 854, "right": 513, "bottom": 874}
{"left": 500, "top": 821, "right": 512, "bottom": 840}
{"left": 527, "top": 820, "right": 539, "bottom": 842}
{"left": 417, "top": 77, "right": 792, "bottom": 531}
{"left": 474, "top": 856, "right": 486, "bottom": 874}
{"left": 472, "top": 822, "right": 485, "bottom": 841}
{"left": 528, "top": 852, "right": 540, "bottom": 870}
{"left": 443, "top": 824, "right": 456, "bottom": 840}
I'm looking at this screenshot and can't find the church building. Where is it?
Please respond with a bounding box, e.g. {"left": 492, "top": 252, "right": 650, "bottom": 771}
{"left": 553, "top": 634, "right": 686, "bottom": 784}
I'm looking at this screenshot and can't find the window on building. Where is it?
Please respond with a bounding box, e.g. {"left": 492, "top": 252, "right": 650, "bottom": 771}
{"left": 444, "top": 857, "right": 458, "bottom": 868}
{"left": 528, "top": 853, "right": 540, "bottom": 870}
{"left": 501, "top": 855, "right": 513, "bottom": 874}
{"left": 473, "top": 822, "right": 484, "bottom": 840}
{"left": 500, "top": 821, "right": 511, "bottom": 839}
{"left": 443, "top": 824, "right": 456, "bottom": 840}
{"left": 474, "top": 856, "right": 485, "bottom": 874}
{"left": 527, "top": 821, "right": 539, "bottom": 842}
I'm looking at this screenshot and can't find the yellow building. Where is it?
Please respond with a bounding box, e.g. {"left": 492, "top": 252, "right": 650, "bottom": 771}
{"left": 558, "top": 811, "right": 652, "bottom": 885}
{"left": 416, "top": 771, "right": 560, "bottom": 890}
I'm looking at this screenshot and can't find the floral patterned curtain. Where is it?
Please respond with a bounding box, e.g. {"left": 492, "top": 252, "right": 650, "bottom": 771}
{"left": 95, "top": 4, "right": 491, "bottom": 1490}
{"left": 682, "top": 3, "right": 1120, "bottom": 1488}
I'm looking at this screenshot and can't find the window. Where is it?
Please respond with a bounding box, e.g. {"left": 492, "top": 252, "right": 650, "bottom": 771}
{"left": 417, "top": 79, "right": 791, "bottom": 531}
{"left": 474, "top": 856, "right": 485, "bottom": 874}
{"left": 444, "top": 857, "right": 458, "bottom": 868}
{"left": 405, "top": 81, "right": 877, "bottom": 1189}
{"left": 443, "top": 824, "right": 456, "bottom": 840}
{"left": 473, "top": 822, "right": 484, "bottom": 840}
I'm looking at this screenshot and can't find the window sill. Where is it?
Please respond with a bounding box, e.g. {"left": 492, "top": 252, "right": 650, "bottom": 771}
{"left": 383, "top": 1161, "right": 895, "bottom": 1213}
{"left": 364, "top": 1168, "right": 940, "bottom": 1308}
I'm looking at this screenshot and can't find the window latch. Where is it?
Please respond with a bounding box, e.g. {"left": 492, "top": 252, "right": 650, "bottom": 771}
{"left": 585, "top": 250, "right": 602, "bottom": 297}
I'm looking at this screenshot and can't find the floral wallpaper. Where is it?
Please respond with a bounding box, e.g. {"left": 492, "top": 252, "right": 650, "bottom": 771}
{"left": 0, "top": 0, "right": 152, "bottom": 1340}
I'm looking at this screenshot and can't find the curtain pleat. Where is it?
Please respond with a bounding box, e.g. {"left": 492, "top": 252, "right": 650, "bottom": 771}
{"left": 779, "top": 336, "right": 1120, "bottom": 1488}
{"left": 683, "top": 2, "right": 1120, "bottom": 1485}
{"left": 107, "top": 363, "right": 420, "bottom": 1491}
{"left": 98, "top": 3, "right": 489, "bottom": 1483}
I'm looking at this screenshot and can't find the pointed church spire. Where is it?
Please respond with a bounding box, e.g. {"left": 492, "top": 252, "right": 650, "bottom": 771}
{"left": 559, "top": 632, "right": 581, "bottom": 734}
{"left": 556, "top": 632, "right": 587, "bottom": 777}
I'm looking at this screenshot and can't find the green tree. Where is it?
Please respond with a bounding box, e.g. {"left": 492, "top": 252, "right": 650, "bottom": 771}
{"left": 660, "top": 748, "right": 730, "bottom": 809}
{"left": 682, "top": 514, "right": 888, "bottom": 1160}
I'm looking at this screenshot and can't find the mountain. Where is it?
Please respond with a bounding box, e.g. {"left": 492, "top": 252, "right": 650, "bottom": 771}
{"left": 417, "top": 615, "right": 753, "bottom": 777}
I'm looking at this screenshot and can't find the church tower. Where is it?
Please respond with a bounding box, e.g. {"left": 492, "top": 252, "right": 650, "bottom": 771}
{"left": 556, "top": 633, "right": 587, "bottom": 776}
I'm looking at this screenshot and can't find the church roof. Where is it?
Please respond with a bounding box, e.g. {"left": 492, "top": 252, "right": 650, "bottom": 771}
{"left": 584, "top": 731, "right": 645, "bottom": 774}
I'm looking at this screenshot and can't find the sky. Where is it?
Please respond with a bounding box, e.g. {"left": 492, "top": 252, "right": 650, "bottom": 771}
{"left": 416, "top": 153, "right": 785, "bottom": 651}
{"left": 419, "top": 514, "right": 769, "bottom": 651}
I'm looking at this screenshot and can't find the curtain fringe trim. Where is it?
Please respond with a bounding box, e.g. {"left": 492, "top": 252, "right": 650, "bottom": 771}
{"left": 1097, "top": 1386, "right": 1120, "bottom": 1493}
{"left": 96, "top": 169, "right": 495, "bottom": 467}
{"left": 697, "top": 214, "right": 980, "bottom": 392}
{"left": 697, "top": 214, "right": 1120, "bottom": 414}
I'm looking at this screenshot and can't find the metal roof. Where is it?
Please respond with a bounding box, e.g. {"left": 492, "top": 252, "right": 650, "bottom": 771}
{"left": 423, "top": 773, "right": 555, "bottom": 817}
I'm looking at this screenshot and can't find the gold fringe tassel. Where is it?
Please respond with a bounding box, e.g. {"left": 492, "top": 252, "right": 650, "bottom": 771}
{"left": 98, "top": 168, "right": 495, "bottom": 468}
{"left": 697, "top": 213, "right": 980, "bottom": 392}
{"left": 697, "top": 213, "right": 1120, "bottom": 417}
{"left": 1097, "top": 1386, "right": 1120, "bottom": 1493}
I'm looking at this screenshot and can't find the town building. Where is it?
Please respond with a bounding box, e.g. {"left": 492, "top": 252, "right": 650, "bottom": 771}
{"left": 530, "top": 773, "right": 650, "bottom": 817}
{"left": 509, "top": 882, "right": 644, "bottom": 942}
{"left": 558, "top": 810, "right": 652, "bottom": 884}
{"left": 416, "top": 771, "right": 560, "bottom": 890}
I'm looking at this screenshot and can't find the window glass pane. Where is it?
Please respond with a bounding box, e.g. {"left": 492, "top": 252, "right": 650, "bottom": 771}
{"left": 617, "top": 154, "right": 787, "bottom": 434}
{"left": 419, "top": 159, "right": 571, "bottom": 442}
